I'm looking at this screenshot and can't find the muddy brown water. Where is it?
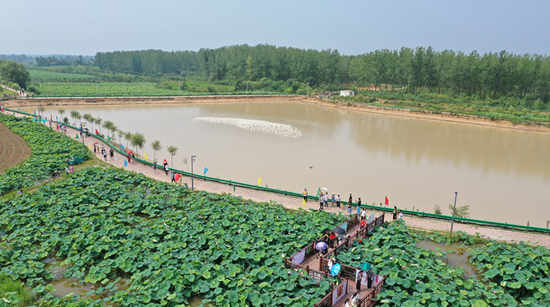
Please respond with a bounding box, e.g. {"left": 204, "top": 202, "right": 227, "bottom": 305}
{"left": 416, "top": 240, "right": 481, "bottom": 280}
{"left": 44, "top": 101, "right": 550, "bottom": 227}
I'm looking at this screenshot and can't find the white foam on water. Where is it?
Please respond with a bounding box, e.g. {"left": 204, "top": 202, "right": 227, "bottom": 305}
{"left": 193, "top": 117, "right": 302, "bottom": 138}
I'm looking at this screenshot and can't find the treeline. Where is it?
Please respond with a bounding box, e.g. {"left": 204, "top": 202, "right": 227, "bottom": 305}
{"left": 95, "top": 45, "right": 550, "bottom": 103}
{"left": 36, "top": 55, "right": 93, "bottom": 66}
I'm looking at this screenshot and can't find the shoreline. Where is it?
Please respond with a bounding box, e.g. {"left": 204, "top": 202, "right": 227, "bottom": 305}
{"left": 6, "top": 110, "right": 550, "bottom": 247}
{"left": 4, "top": 95, "right": 550, "bottom": 133}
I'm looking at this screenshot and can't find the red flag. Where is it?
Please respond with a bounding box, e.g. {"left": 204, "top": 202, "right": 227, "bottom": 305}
{"left": 385, "top": 196, "right": 389, "bottom": 206}
{"left": 175, "top": 173, "right": 181, "bottom": 182}
{"left": 56, "top": 124, "right": 59, "bottom": 130}
{"left": 95, "top": 129, "right": 99, "bottom": 134}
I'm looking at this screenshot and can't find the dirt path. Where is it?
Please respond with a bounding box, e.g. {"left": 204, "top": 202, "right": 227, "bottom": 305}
{"left": 0, "top": 122, "right": 31, "bottom": 173}
{"left": 9, "top": 112, "right": 550, "bottom": 248}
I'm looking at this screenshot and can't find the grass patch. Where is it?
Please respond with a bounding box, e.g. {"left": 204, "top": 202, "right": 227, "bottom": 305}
{"left": 0, "top": 273, "right": 35, "bottom": 306}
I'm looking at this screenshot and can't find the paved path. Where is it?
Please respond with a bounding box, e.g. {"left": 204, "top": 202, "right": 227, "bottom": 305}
{"left": 9, "top": 111, "right": 550, "bottom": 248}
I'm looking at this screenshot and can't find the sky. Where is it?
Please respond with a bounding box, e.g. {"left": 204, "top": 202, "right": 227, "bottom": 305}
{"left": 2, "top": 0, "right": 549, "bottom": 57}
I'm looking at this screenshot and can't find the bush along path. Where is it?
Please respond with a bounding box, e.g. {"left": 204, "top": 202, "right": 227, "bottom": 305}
{"left": 335, "top": 221, "right": 550, "bottom": 306}
{"left": 0, "top": 166, "right": 350, "bottom": 306}
{"left": 0, "top": 114, "right": 91, "bottom": 195}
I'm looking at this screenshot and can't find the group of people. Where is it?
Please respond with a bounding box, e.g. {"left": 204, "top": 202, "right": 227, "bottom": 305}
{"left": 392, "top": 206, "right": 403, "bottom": 220}
{"left": 126, "top": 152, "right": 135, "bottom": 163}
{"left": 327, "top": 253, "right": 377, "bottom": 307}
{"left": 93, "top": 144, "right": 114, "bottom": 161}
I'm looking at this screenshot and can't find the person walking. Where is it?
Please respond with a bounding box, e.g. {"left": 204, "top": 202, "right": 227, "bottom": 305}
{"left": 324, "top": 192, "right": 329, "bottom": 208}
{"left": 153, "top": 162, "right": 157, "bottom": 174}
{"left": 398, "top": 210, "right": 403, "bottom": 220}
{"left": 103, "top": 149, "right": 107, "bottom": 161}
{"left": 347, "top": 194, "right": 353, "bottom": 215}
{"left": 170, "top": 170, "right": 175, "bottom": 183}
{"left": 337, "top": 194, "right": 341, "bottom": 208}
{"left": 109, "top": 148, "right": 114, "bottom": 160}
{"left": 164, "top": 164, "right": 169, "bottom": 176}
{"left": 357, "top": 197, "right": 362, "bottom": 215}
{"left": 303, "top": 189, "right": 308, "bottom": 202}
{"left": 319, "top": 196, "right": 324, "bottom": 211}
{"left": 329, "top": 231, "right": 336, "bottom": 248}
{"left": 331, "top": 194, "right": 336, "bottom": 207}
{"left": 393, "top": 206, "right": 398, "bottom": 220}
{"left": 93, "top": 145, "right": 97, "bottom": 154}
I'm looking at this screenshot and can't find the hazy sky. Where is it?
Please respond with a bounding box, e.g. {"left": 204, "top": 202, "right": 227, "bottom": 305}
{"left": 3, "top": 0, "right": 549, "bottom": 56}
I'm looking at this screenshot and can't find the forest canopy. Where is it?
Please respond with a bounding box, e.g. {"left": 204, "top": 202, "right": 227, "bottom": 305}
{"left": 95, "top": 45, "right": 550, "bottom": 103}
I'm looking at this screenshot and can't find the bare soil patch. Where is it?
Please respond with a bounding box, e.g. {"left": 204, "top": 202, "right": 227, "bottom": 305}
{"left": 0, "top": 122, "right": 31, "bottom": 173}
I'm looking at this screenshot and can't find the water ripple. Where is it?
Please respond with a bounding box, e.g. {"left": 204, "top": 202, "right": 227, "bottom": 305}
{"left": 193, "top": 117, "right": 302, "bottom": 138}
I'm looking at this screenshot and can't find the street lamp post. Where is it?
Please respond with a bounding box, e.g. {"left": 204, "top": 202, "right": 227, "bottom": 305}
{"left": 191, "top": 155, "right": 196, "bottom": 190}
{"left": 450, "top": 192, "right": 459, "bottom": 234}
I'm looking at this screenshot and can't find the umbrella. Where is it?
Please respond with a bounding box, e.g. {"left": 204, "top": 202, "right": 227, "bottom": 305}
{"left": 322, "top": 187, "right": 330, "bottom": 193}
{"left": 331, "top": 263, "right": 341, "bottom": 277}
{"left": 315, "top": 241, "right": 327, "bottom": 251}
{"left": 360, "top": 263, "right": 372, "bottom": 271}
{"left": 334, "top": 227, "right": 346, "bottom": 235}
{"left": 127, "top": 150, "right": 133, "bottom": 153}
{"left": 93, "top": 142, "right": 99, "bottom": 145}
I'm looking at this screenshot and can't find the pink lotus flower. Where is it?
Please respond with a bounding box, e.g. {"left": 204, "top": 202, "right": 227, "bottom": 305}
{"left": 402, "top": 266, "right": 405, "bottom": 269}
{"left": 242, "top": 277, "right": 246, "bottom": 279}
{"left": 416, "top": 280, "right": 420, "bottom": 283}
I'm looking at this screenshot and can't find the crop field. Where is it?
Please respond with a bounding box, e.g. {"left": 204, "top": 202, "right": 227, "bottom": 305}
{"left": 0, "top": 115, "right": 90, "bottom": 194}
{"left": 338, "top": 222, "right": 550, "bottom": 306}
{"left": 0, "top": 122, "right": 30, "bottom": 173}
{"left": 35, "top": 82, "right": 182, "bottom": 96}
{"left": 29, "top": 70, "right": 97, "bottom": 83}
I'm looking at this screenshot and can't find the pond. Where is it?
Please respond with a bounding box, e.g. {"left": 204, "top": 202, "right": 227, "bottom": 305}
{"left": 44, "top": 101, "right": 550, "bottom": 227}
{"left": 416, "top": 240, "right": 481, "bottom": 280}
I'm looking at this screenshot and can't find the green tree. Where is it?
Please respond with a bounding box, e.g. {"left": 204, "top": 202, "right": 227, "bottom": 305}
{"left": 123, "top": 131, "right": 133, "bottom": 149}
{"left": 448, "top": 204, "right": 470, "bottom": 218}
{"left": 95, "top": 117, "right": 102, "bottom": 133}
{"left": 69, "top": 110, "right": 80, "bottom": 126}
{"left": 117, "top": 129, "right": 124, "bottom": 144}
{"left": 0, "top": 60, "right": 30, "bottom": 88}
{"left": 103, "top": 120, "right": 115, "bottom": 137}
{"left": 58, "top": 109, "right": 65, "bottom": 122}
{"left": 151, "top": 140, "right": 162, "bottom": 163}
{"left": 167, "top": 146, "right": 178, "bottom": 166}
{"left": 130, "top": 132, "right": 146, "bottom": 155}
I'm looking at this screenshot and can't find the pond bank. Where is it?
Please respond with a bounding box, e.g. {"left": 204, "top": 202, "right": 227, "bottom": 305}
{"left": 4, "top": 95, "right": 550, "bottom": 133}
{"left": 6, "top": 110, "right": 550, "bottom": 249}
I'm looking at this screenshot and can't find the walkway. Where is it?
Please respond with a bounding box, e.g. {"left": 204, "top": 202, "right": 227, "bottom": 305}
{"left": 7, "top": 111, "right": 550, "bottom": 248}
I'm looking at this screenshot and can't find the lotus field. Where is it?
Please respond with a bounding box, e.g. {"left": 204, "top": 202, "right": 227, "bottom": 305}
{"left": 0, "top": 163, "right": 346, "bottom": 306}
{"left": 29, "top": 70, "right": 98, "bottom": 83}
{"left": 0, "top": 115, "right": 90, "bottom": 194}
{"left": 337, "top": 222, "right": 550, "bottom": 306}
{"left": 36, "top": 82, "right": 182, "bottom": 97}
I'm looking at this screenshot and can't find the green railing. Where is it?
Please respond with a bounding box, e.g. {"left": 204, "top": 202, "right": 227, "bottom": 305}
{"left": 7, "top": 107, "right": 550, "bottom": 234}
